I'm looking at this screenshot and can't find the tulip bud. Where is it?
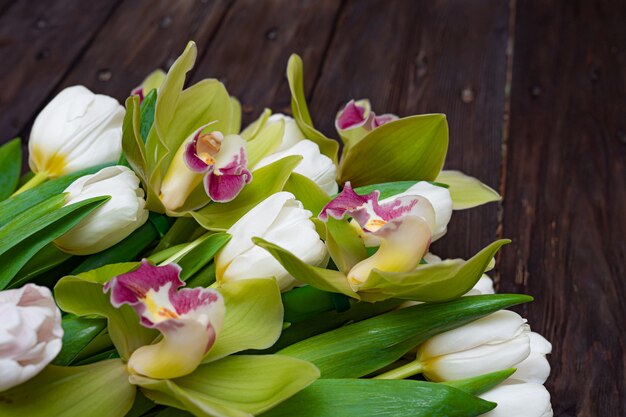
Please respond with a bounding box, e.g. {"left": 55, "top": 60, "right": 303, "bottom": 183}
{"left": 0, "top": 284, "right": 63, "bottom": 392}
{"left": 216, "top": 192, "right": 327, "bottom": 291}
{"left": 416, "top": 310, "right": 531, "bottom": 381}
{"left": 53, "top": 166, "right": 149, "bottom": 255}
{"left": 266, "top": 114, "right": 306, "bottom": 152}
{"left": 513, "top": 332, "right": 552, "bottom": 383}
{"left": 480, "top": 381, "right": 553, "bottom": 417}
{"left": 28, "top": 86, "right": 125, "bottom": 178}
{"left": 254, "top": 139, "right": 338, "bottom": 195}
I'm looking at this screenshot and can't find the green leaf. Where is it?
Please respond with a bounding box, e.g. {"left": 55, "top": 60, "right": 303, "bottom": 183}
{"left": 325, "top": 217, "right": 368, "bottom": 275}
{"left": 54, "top": 263, "right": 158, "bottom": 360}
{"left": 286, "top": 54, "right": 339, "bottom": 163}
{"left": 10, "top": 243, "right": 73, "bottom": 287}
{"left": 360, "top": 239, "right": 510, "bottom": 302}
{"left": 0, "top": 196, "right": 109, "bottom": 289}
{"left": 261, "top": 379, "right": 495, "bottom": 417}
{"left": 436, "top": 170, "right": 501, "bottom": 210}
{"left": 140, "top": 89, "right": 158, "bottom": 142}
{"left": 134, "top": 355, "right": 319, "bottom": 417}
{"left": 246, "top": 118, "right": 284, "bottom": 167}
{"left": 283, "top": 172, "right": 331, "bottom": 214}
{"left": 153, "top": 217, "right": 203, "bottom": 253}
{"left": 175, "top": 233, "right": 231, "bottom": 281}
{"left": 205, "top": 278, "right": 283, "bottom": 362}
{"left": 278, "top": 294, "right": 533, "bottom": 378}
{"left": 443, "top": 368, "right": 516, "bottom": 396}
{"left": 241, "top": 109, "right": 271, "bottom": 141}
{"left": 252, "top": 237, "right": 357, "bottom": 299}
{"left": 338, "top": 114, "right": 448, "bottom": 186}
{"left": 191, "top": 156, "right": 301, "bottom": 230}
{"left": 0, "top": 138, "right": 22, "bottom": 200}
{"left": 0, "top": 360, "right": 136, "bottom": 417}
{"left": 53, "top": 316, "right": 107, "bottom": 366}
{"left": 0, "top": 164, "right": 109, "bottom": 228}
{"left": 353, "top": 181, "right": 417, "bottom": 200}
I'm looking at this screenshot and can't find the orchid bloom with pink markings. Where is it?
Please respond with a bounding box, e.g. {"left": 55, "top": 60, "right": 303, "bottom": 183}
{"left": 160, "top": 125, "right": 252, "bottom": 211}
{"left": 104, "top": 261, "right": 225, "bottom": 379}
{"left": 183, "top": 129, "right": 252, "bottom": 203}
{"left": 335, "top": 99, "right": 399, "bottom": 144}
{"left": 320, "top": 183, "right": 435, "bottom": 290}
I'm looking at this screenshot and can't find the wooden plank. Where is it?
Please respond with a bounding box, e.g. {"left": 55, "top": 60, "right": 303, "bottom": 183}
{"left": 0, "top": 0, "right": 121, "bottom": 142}
{"left": 60, "top": 0, "right": 235, "bottom": 102}
{"left": 309, "top": 0, "right": 510, "bottom": 259}
{"left": 191, "top": 0, "right": 343, "bottom": 126}
{"left": 500, "top": 1, "right": 626, "bottom": 416}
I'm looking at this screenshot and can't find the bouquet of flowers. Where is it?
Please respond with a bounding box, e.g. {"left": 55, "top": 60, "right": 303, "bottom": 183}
{"left": 0, "top": 41, "right": 553, "bottom": 417}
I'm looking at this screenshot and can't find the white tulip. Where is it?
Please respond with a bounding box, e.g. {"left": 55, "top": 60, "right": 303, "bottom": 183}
{"left": 266, "top": 114, "right": 306, "bottom": 152}
{"left": 54, "top": 166, "right": 149, "bottom": 255}
{"left": 384, "top": 181, "right": 452, "bottom": 240}
{"left": 480, "top": 380, "right": 553, "bottom": 417}
{"left": 0, "top": 284, "right": 63, "bottom": 392}
{"left": 513, "top": 331, "right": 552, "bottom": 383}
{"left": 254, "top": 140, "right": 338, "bottom": 195}
{"left": 28, "top": 86, "right": 125, "bottom": 178}
{"left": 216, "top": 192, "right": 327, "bottom": 291}
{"left": 416, "top": 310, "right": 531, "bottom": 381}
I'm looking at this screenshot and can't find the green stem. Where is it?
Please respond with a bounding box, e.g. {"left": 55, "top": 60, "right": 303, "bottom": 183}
{"left": 374, "top": 359, "right": 424, "bottom": 380}
{"left": 159, "top": 232, "right": 211, "bottom": 265}
{"left": 12, "top": 171, "right": 49, "bottom": 196}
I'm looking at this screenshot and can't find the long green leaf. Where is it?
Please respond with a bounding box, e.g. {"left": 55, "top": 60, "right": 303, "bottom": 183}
{"left": 0, "top": 164, "right": 110, "bottom": 227}
{"left": 191, "top": 156, "right": 301, "bottom": 230}
{"left": 338, "top": 114, "right": 448, "bottom": 186}
{"left": 359, "top": 239, "right": 511, "bottom": 302}
{"left": 10, "top": 243, "right": 73, "bottom": 287}
{"left": 53, "top": 316, "right": 107, "bottom": 366}
{"left": 0, "top": 196, "right": 109, "bottom": 288}
{"left": 175, "top": 233, "right": 231, "bottom": 281}
{"left": 0, "top": 360, "right": 136, "bottom": 417}
{"left": 0, "top": 138, "right": 22, "bottom": 200}
{"left": 261, "top": 379, "right": 495, "bottom": 417}
{"left": 278, "top": 294, "right": 532, "bottom": 378}
{"left": 442, "top": 368, "right": 516, "bottom": 395}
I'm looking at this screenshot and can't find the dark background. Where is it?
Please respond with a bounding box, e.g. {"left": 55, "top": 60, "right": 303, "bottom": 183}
{"left": 0, "top": 1, "right": 624, "bottom": 415}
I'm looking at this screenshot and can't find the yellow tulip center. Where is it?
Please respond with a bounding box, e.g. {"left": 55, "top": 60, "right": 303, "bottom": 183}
{"left": 31, "top": 144, "right": 67, "bottom": 177}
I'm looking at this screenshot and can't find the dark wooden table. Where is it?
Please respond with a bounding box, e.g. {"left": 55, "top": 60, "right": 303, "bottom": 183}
{"left": 0, "top": 1, "right": 624, "bottom": 415}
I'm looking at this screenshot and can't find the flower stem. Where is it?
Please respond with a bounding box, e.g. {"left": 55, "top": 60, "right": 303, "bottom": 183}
{"left": 12, "top": 171, "right": 49, "bottom": 196}
{"left": 373, "top": 359, "right": 424, "bottom": 380}
{"left": 159, "top": 232, "right": 212, "bottom": 265}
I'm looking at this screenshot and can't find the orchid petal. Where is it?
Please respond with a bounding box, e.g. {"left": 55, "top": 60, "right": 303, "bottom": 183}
{"left": 203, "top": 134, "right": 252, "bottom": 203}
{"left": 335, "top": 99, "right": 372, "bottom": 130}
{"left": 372, "top": 113, "right": 399, "bottom": 128}
{"left": 104, "top": 261, "right": 225, "bottom": 379}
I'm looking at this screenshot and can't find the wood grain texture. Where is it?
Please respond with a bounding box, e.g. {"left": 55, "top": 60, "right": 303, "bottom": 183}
{"left": 59, "top": 0, "right": 234, "bottom": 102}
{"left": 309, "top": 0, "right": 510, "bottom": 259}
{"left": 0, "top": 0, "right": 121, "bottom": 142}
{"left": 499, "top": 1, "right": 626, "bottom": 415}
{"left": 191, "top": 0, "right": 343, "bottom": 126}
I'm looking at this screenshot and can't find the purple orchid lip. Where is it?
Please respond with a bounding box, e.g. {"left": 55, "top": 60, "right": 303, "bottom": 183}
{"left": 104, "top": 260, "right": 223, "bottom": 334}
{"left": 132, "top": 87, "right": 145, "bottom": 104}
{"left": 204, "top": 136, "right": 252, "bottom": 203}
{"left": 319, "top": 182, "right": 419, "bottom": 233}
{"left": 336, "top": 100, "right": 368, "bottom": 130}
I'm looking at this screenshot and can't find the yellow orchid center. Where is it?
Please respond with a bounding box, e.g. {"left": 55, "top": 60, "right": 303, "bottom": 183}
{"left": 196, "top": 132, "right": 222, "bottom": 165}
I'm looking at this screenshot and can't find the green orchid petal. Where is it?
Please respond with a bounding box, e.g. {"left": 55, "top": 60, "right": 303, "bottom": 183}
{"left": 133, "top": 355, "right": 319, "bottom": 417}
{"left": 246, "top": 118, "right": 284, "bottom": 168}
{"left": 241, "top": 109, "right": 272, "bottom": 141}
{"left": 435, "top": 170, "right": 501, "bottom": 210}
{"left": 338, "top": 114, "right": 448, "bottom": 186}
{"left": 325, "top": 217, "right": 368, "bottom": 275}
{"left": 205, "top": 278, "right": 283, "bottom": 362}
{"left": 359, "top": 239, "right": 510, "bottom": 302}
{"left": 0, "top": 360, "right": 135, "bottom": 417}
